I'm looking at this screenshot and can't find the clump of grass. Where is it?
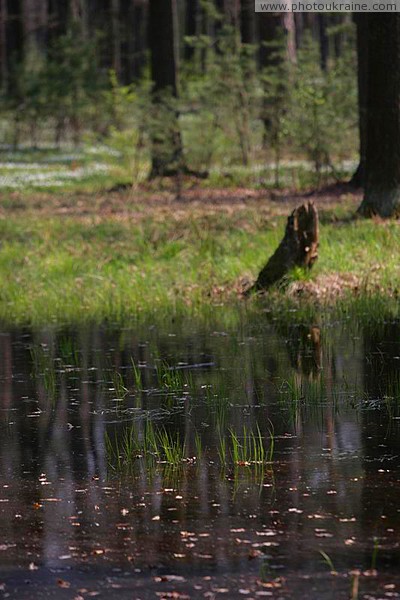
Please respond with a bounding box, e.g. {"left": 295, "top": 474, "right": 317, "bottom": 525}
{"left": 105, "top": 421, "right": 189, "bottom": 472}
{"left": 319, "top": 550, "right": 337, "bottom": 575}
{"left": 110, "top": 371, "right": 129, "bottom": 399}
{"left": 370, "top": 537, "right": 379, "bottom": 573}
{"left": 194, "top": 431, "right": 203, "bottom": 460}
{"left": 155, "top": 361, "right": 193, "bottom": 392}
{"left": 227, "top": 424, "right": 272, "bottom": 467}
{"left": 131, "top": 359, "right": 144, "bottom": 391}
{"left": 218, "top": 434, "right": 227, "bottom": 468}
{"left": 157, "top": 427, "right": 186, "bottom": 465}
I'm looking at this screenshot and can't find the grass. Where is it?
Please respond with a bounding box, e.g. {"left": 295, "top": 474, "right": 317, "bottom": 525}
{"left": 105, "top": 421, "right": 188, "bottom": 471}
{"left": 1, "top": 153, "right": 400, "bottom": 326}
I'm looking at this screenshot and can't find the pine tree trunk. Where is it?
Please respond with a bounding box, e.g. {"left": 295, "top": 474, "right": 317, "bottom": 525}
{"left": 132, "top": 0, "right": 147, "bottom": 79}
{"left": 5, "top": 0, "right": 23, "bottom": 76}
{"left": 184, "top": 0, "right": 199, "bottom": 60}
{"left": 318, "top": 14, "right": 328, "bottom": 71}
{"left": 351, "top": 14, "right": 368, "bottom": 188}
{"left": 149, "top": 0, "right": 183, "bottom": 177}
{"left": 240, "top": 0, "right": 255, "bottom": 45}
{"left": 111, "top": 0, "right": 121, "bottom": 79}
{"left": 0, "top": 0, "right": 8, "bottom": 91}
{"left": 357, "top": 15, "right": 400, "bottom": 217}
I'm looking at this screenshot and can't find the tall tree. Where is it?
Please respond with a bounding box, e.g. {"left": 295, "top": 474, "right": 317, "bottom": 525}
{"left": 351, "top": 14, "right": 368, "bottom": 187}
{"left": 318, "top": 14, "right": 328, "bottom": 71}
{"left": 22, "top": 0, "right": 48, "bottom": 64}
{"left": 0, "top": 0, "right": 7, "bottom": 90}
{"left": 240, "top": 0, "right": 255, "bottom": 45}
{"left": 184, "top": 0, "right": 199, "bottom": 60}
{"left": 148, "top": 0, "right": 183, "bottom": 176}
{"left": 132, "top": 0, "right": 148, "bottom": 79}
{"left": 358, "top": 15, "right": 400, "bottom": 217}
{"left": 111, "top": 0, "right": 121, "bottom": 79}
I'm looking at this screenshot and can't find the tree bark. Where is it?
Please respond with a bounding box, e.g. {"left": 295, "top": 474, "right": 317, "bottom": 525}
{"left": 350, "top": 14, "right": 368, "bottom": 188}
{"left": 240, "top": 0, "right": 255, "bottom": 45}
{"left": 111, "top": 0, "right": 121, "bottom": 79}
{"left": 149, "top": 0, "right": 183, "bottom": 177}
{"left": 185, "top": 0, "right": 199, "bottom": 60}
{"left": 357, "top": 15, "right": 400, "bottom": 217}
{"left": 0, "top": 0, "right": 7, "bottom": 91}
{"left": 318, "top": 13, "right": 328, "bottom": 71}
{"left": 249, "top": 202, "right": 319, "bottom": 291}
{"left": 5, "top": 0, "right": 23, "bottom": 79}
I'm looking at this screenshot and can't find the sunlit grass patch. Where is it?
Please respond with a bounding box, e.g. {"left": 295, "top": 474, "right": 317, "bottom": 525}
{"left": 0, "top": 185, "right": 399, "bottom": 326}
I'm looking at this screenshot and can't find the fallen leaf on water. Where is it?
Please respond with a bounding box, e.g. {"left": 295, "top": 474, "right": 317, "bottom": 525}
{"left": 154, "top": 575, "right": 186, "bottom": 583}
{"left": 57, "top": 579, "right": 71, "bottom": 588}
{"left": 155, "top": 593, "right": 190, "bottom": 599}
{"left": 29, "top": 562, "right": 38, "bottom": 571}
{"left": 248, "top": 549, "right": 262, "bottom": 560}
{"left": 256, "top": 577, "right": 284, "bottom": 589}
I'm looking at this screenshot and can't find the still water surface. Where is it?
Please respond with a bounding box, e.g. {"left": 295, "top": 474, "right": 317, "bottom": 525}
{"left": 0, "top": 314, "right": 399, "bottom": 599}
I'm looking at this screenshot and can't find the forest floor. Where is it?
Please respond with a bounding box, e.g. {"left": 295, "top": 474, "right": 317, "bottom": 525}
{"left": 0, "top": 179, "right": 399, "bottom": 325}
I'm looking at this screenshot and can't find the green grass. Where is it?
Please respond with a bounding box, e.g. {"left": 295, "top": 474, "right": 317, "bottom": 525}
{"left": 0, "top": 181, "right": 400, "bottom": 326}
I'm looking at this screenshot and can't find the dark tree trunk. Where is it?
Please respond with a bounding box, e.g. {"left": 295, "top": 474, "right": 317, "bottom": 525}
{"left": 318, "top": 13, "right": 328, "bottom": 71}
{"left": 111, "top": 0, "right": 121, "bottom": 79}
{"left": 351, "top": 14, "right": 368, "bottom": 188}
{"left": 258, "top": 13, "right": 285, "bottom": 139}
{"left": 357, "top": 15, "right": 400, "bottom": 217}
{"left": 5, "top": 0, "right": 23, "bottom": 80}
{"left": 0, "top": 0, "right": 7, "bottom": 90}
{"left": 240, "top": 0, "right": 254, "bottom": 44}
{"left": 22, "top": 0, "right": 48, "bottom": 61}
{"left": 258, "top": 12, "right": 283, "bottom": 67}
{"left": 149, "top": 0, "right": 183, "bottom": 177}
{"left": 214, "top": 0, "right": 225, "bottom": 46}
{"left": 132, "top": 0, "right": 148, "bottom": 79}
{"left": 184, "top": 0, "right": 199, "bottom": 60}
{"left": 294, "top": 12, "right": 304, "bottom": 48}
{"left": 48, "top": 0, "right": 69, "bottom": 38}
{"left": 149, "top": 0, "right": 178, "bottom": 96}
{"left": 248, "top": 202, "right": 319, "bottom": 292}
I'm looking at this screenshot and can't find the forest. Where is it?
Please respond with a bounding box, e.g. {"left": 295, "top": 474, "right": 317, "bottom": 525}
{"left": 1, "top": 4, "right": 400, "bottom": 600}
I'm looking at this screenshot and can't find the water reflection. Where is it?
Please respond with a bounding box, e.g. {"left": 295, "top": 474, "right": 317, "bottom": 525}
{"left": 0, "top": 317, "right": 400, "bottom": 598}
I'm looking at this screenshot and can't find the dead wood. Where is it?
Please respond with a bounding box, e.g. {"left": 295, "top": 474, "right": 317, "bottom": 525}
{"left": 249, "top": 201, "right": 319, "bottom": 292}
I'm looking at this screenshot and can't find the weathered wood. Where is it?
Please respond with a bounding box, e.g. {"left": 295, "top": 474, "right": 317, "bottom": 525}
{"left": 250, "top": 201, "right": 319, "bottom": 291}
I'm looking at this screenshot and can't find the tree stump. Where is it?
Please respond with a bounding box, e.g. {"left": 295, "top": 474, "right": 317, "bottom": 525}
{"left": 249, "top": 201, "right": 319, "bottom": 292}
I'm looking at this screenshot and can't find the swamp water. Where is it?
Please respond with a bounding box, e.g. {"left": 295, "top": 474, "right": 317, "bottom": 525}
{"left": 0, "top": 313, "right": 400, "bottom": 599}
